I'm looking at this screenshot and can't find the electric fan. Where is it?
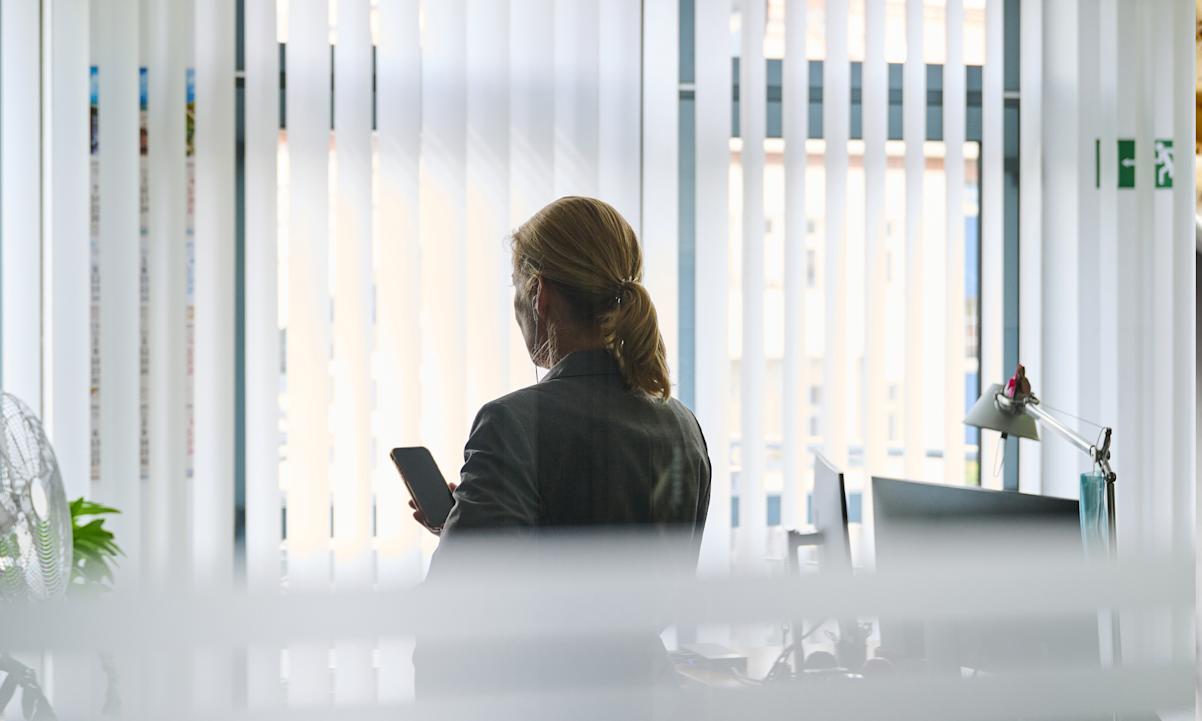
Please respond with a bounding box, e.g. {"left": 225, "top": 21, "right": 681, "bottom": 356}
{"left": 0, "top": 393, "right": 71, "bottom": 601}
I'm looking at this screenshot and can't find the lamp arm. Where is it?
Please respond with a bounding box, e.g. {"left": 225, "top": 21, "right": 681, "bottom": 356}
{"left": 1022, "top": 400, "right": 1116, "bottom": 482}
{"left": 1023, "top": 402, "right": 1094, "bottom": 455}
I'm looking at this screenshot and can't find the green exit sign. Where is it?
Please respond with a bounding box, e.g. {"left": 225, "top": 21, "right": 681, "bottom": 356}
{"left": 1117, "top": 139, "right": 1136, "bottom": 188}
{"left": 1098, "top": 139, "right": 1174, "bottom": 190}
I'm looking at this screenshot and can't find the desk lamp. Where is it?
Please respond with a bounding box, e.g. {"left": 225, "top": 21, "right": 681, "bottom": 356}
{"left": 964, "top": 363, "right": 1121, "bottom": 665}
{"left": 964, "top": 364, "right": 1116, "bottom": 550}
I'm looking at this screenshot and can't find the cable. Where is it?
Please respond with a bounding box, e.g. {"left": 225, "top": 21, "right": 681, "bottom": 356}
{"left": 729, "top": 668, "right": 765, "bottom": 686}
{"left": 993, "top": 434, "right": 1006, "bottom": 478}
{"left": 1036, "top": 400, "right": 1106, "bottom": 432}
{"left": 763, "top": 620, "right": 827, "bottom": 683}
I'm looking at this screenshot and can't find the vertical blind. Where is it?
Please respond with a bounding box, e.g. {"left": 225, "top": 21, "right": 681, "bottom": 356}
{"left": 6, "top": 0, "right": 1013, "bottom": 587}
{"left": 0, "top": 0, "right": 1194, "bottom": 704}
{"left": 715, "top": 0, "right": 993, "bottom": 570}
{"left": 11, "top": 0, "right": 649, "bottom": 706}
{"left": 738, "top": 0, "right": 768, "bottom": 569}
{"left": 692, "top": 0, "right": 732, "bottom": 575}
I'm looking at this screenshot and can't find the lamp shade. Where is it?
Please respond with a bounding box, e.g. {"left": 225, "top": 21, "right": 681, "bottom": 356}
{"left": 964, "top": 383, "right": 1040, "bottom": 441}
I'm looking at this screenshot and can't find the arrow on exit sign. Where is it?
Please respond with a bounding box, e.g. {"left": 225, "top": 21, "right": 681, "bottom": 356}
{"left": 1117, "top": 139, "right": 1136, "bottom": 188}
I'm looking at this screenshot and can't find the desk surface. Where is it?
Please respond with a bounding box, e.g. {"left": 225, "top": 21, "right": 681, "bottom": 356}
{"left": 672, "top": 644, "right": 794, "bottom": 688}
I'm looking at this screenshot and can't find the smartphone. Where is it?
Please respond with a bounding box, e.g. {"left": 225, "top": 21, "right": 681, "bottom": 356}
{"left": 389, "top": 446, "right": 456, "bottom": 531}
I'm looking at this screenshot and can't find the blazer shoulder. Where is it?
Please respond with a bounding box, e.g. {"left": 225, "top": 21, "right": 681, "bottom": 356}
{"left": 471, "top": 383, "right": 550, "bottom": 429}
{"left": 665, "top": 397, "right": 708, "bottom": 449}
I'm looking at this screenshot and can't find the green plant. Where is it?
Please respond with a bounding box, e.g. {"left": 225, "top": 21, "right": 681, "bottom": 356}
{"left": 68, "top": 499, "right": 125, "bottom": 716}
{"left": 68, "top": 498, "right": 122, "bottom": 595}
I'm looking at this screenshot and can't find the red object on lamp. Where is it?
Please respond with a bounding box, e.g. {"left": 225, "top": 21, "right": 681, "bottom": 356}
{"left": 1004, "top": 364, "right": 1031, "bottom": 402}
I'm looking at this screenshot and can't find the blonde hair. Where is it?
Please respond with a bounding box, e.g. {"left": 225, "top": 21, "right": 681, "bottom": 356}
{"left": 512, "top": 196, "right": 671, "bottom": 400}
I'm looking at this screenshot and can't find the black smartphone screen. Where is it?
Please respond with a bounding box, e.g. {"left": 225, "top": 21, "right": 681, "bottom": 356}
{"left": 389, "top": 446, "right": 455, "bottom": 530}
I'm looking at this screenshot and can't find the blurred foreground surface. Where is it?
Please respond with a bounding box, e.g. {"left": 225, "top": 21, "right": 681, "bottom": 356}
{"left": 0, "top": 528, "right": 1194, "bottom": 721}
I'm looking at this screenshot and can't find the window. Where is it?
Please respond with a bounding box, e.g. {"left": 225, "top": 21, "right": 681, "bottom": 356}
{"left": 716, "top": 0, "right": 988, "bottom": 566}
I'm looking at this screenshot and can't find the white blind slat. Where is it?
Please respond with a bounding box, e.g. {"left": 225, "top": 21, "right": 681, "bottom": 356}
{"left": 640, "top": 0, "right": 679, "bottom": 390}
{"left": 694, "top": 0, "right": 732, "bottom": 574}
{"left": 1, "top": 1, "right": 43, "bottom": 412}
{"left": 466, "top": 0, "right": 512, "bottom": 414}
{"left": 738, "top": 0, "right": 766, "bottom": 569}
{"left": 1094, "top": 0, "right": 1119, "bottom": 486}
{"left": 1017, "top": 0, "right": 1042, "bottom": 493}
{"left": 863, "top": 0, "right": 887, "bottom": 479}
{"left": 245, "top": 0, "right": 282, "bottom": 592}
{"left": 146, "top": 0, "right": 191, "bottom": 587}
{"left": 1077, "top": 1, "right": 1102, "bottom": 467}
{"left": 1037, "top": 0, "right": 1080, "bottom": 497}
{"left": 284, "top": 0, "right": 332, "bottom": 568}
{"left": 979, "top": 0, "right": 1004, "bottom": 490}
{"left": 46, "top": 0, "right": 91, "bottom": 501}
{"left": 1111, "top": 0, "right": 1139, "bottom": 544}
{"left": 375, "top": 0, "right": 423, "bottom": 702}
{"left": 902, "top": 0, "right": 925, "bottom": 481}
{"left": 507, "top": 0, "right": 555, "bottom": 390}
{"left": 419, "top": 0, "right": 468, "bottom": 507}
{"left": 943, "top": 0, "right": 966, "bottom": 487}
{"left": 93, "top": 0, "right": 142, "bottom": 577}
{"left": 286, "top": 0, "right": 333, "bottom": 705}
{"left": 374, "top": 0, "right": 423, "bottom": 589}
{"left": 553, "top": 0, "right": 600, "bottom": 198}
{"left": 1169, "top": 0, "right": 1196, "bottom": 551}
{"left": 193, "top": 0, "right": 239, "bottom": 707}
{"left": 244, "top": 0, "right": 282, "bottom": 705}
{"left": 822, "top": 0, "right": 848, "bottom": 470}
{"left": 332, "top": 0, "right": 374, "bottom": 578}
{"left": 597, "top": 0, "right": 641, "bottom": 231}
{"left": 194, "top": 0, "right": 237, "bottom": 582}
{"left": 333, "top": 0, "right": 376, "bottom": 704}
{"left": 781, "top": 0, "right": 807, "bottom": 531}
{"left": 1145, "top": 0, "right": 1174, "bottom": 553}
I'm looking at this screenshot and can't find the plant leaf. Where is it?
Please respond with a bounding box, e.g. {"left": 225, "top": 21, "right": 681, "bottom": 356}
{"left": 71, "top": 498, "right": 121, "bottom": 517}
{"left": 69, "top": 496, "right": 124, "bottom": 593}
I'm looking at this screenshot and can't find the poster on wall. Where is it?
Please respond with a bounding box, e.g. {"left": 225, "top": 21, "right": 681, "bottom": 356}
{"left": 90, "top": 66, "right": 101, "bottom": 485}
{"left": 186, "top": 68, "right": 196, "bottom": 481}
{"left": 139, "top": 67, "right": 150, "bottom": 484}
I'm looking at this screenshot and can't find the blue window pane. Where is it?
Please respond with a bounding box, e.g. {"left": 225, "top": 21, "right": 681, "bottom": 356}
{"left": 965, "top": 371, "right": 981, "bottom": 444}
{"left": 847, "top": 492, "right": 862, "bottom": 524}
{"left": 767, "top": 494, "right": 781, "bottom": 526}
{"left": 805, "top": 491, "right": 863, "bottom": 525}
{"left": 965, "top": 215, "right": 980, "bottom": 293}
{"left": 731, "top": 495, "right": 784, "bottom": 527}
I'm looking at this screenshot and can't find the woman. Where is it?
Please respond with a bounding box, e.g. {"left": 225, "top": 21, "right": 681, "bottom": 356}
{"left": 412, "top": 196, "right": 712, "bottom": 713}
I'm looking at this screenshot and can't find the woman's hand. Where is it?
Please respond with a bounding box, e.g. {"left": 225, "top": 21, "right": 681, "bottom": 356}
{"left": 409, "top": 483, "right": 457, "bottom": 535}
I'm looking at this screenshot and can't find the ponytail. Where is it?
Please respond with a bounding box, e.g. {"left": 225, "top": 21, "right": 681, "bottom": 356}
{"left": 599, "top": 281, "right": 671, "bottom": 400}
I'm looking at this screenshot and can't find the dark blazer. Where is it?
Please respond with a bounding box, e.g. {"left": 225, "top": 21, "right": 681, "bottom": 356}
{"left": 437, "top": 348, "right": 711, "bottom": 545}
{"left": 416, "top": 349, "right": 712, "bottom": 711}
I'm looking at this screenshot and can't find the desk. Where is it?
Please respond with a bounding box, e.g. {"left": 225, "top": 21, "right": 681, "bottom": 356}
{"left": 673, "top": 645, "right": 785, "bottom": 688}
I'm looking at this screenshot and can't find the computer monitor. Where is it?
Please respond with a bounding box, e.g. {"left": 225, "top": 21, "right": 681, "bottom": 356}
{"left": 871, "top": 477, "right": 1097, "bottom": 672}
{"left": 872, "top": 476, "right": 1081, "bottom": 547}
{"left": 805, "top": 454, "right": 865, "bottom": 669}
{"left": 812, "top": 452, "right": 851, "bottom": 574}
